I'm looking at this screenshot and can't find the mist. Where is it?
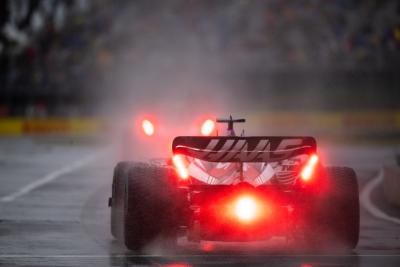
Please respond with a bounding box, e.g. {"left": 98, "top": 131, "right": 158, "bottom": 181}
{"left": 1, "top": 0, "right": 399, "bottom": 138}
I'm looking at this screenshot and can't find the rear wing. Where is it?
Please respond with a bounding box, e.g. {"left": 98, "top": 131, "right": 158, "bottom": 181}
{"left": 172, "top": 136, "right": 316, "bottom": 163}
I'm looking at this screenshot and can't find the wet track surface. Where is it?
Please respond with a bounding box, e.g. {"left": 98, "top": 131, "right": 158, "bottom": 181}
{"left": 0, "top": 137, "right": 400, "bottom": 266}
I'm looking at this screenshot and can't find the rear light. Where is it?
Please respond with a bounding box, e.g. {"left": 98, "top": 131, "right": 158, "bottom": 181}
{"left": 172, "top": 154, "right": 189, "bottom": 179}
{"left": 300, "top": 154, "right": 319, "bottom": 182}
{"left": 142, "top": 119, "right": 155, "bottom": 136}
{"left": 201, "top": 119, "right": 215, "bottom": 136}
{"left": 200, "top": 242, "right": 214, "bottom": 252}
{"left": 234, "top": 196, "right": 259, "bottom": 223}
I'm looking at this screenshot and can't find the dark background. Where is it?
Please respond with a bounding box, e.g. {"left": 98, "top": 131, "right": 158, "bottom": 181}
{"left": 0, "top": 0, "right": 399, "bottom": 117}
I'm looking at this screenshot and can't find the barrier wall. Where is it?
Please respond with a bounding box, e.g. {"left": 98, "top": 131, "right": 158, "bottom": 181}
{"left": 250, "top": 111, "right": 400, "bottom": 130}
{"left": 0, "top": 118, "right": 105, "bottom": 135}
{"left": 0, "top": 111, "right": 399, "bottom": 135}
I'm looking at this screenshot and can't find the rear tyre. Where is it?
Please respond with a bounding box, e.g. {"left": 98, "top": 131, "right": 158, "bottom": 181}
{"left": 306, "top": 167, "right": 359, "bottom": 251}
{"left": 124, "top": 164, "right": 178, "bottom": 251}
{"left": 110, "top": 161, "right": 132, "bottom": 239}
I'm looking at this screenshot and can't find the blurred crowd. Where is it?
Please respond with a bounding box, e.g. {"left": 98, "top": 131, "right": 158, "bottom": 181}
{"left": 0, "top": 0, "right": 399, "bottom": 116}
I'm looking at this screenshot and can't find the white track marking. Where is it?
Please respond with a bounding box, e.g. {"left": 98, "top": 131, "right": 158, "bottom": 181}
{"left": 0, "top": 151, "right": 104, "bottom": 203}
{"left": 360, "top": 169, "right": 400, "bottom": 225}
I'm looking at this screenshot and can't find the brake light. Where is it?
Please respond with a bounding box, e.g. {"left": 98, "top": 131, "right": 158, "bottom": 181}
{"left": 300, "top": 154, "right": 319, "bottom": 182}
{"left": 234, "top": 196, "right": 259, "bottom": 223}
{"left": 172, "top": 154, "right": 189, "bottom": 179}
{"left": 201, "top": 119, "right": 215, "bottom": 136}
{"left": 142, "top": 119, "right": 155, "bottom": 136}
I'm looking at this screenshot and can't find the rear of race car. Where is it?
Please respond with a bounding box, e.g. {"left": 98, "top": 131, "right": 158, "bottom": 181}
{"left": 171, "top": 136, "right": 327, "bottom": 242}
{"left": 113, "top": 134, "right": 358, "bottom": 252}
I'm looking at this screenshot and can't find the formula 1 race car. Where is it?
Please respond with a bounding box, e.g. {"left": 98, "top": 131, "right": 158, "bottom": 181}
{"left": 108, "top": 116, "right": 359, "bottom": 252}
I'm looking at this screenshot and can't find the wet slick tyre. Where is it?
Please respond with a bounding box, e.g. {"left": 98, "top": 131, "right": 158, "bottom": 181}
{"left": 110, "top": 162, "right": 132, "bottom": 240}
{"left": 307, "top": 167, "right": 360, "bottom": 252}
{"left": 124, "top": 164, "right": 178, "bottom": 252}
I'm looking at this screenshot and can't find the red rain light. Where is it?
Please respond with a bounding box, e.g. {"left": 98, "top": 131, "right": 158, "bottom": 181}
{"left": 162, "top": 264, "right": 192, "bottom": 267}
{"left": 200, "top": 242, "right": 214, "bottom": 252}
{"left": 300, "top": 154, "right": 319, "bottom": 182}
{"left": 172, "top": 154, "right": 189, "bottom": 179}
{"left": 201, "top": 119, "right": 215, "bottom": 136}
{"left": 234, "top": 196, "right": 259, "bottom": 223}
{"left": 142, "top": 119, "right": 155, "bottom": 136}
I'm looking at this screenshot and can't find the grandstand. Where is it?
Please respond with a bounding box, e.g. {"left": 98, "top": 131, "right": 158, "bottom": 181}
{"left": 0, "top": 0, "right": 399, "bottom": 116}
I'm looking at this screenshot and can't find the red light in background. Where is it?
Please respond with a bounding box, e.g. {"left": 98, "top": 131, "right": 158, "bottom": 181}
{"left": 162, "top": 264, "right": 192, "bottom": 267}
{"left": 172, "top": 154, "right": 189, "bottom": 179}
{"left": 200, "top": 242, "right": 214, "bottom": 252}
{"left": 142, "top": 119, "right": 155, "bottom": 136}
{"left": 201, "top": 119, "right": 215, "bottom": 136}
{"left": 300, "top": 154, "right": 319, "bottom": 182}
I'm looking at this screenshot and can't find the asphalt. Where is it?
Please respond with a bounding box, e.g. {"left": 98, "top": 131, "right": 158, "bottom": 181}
{"left": 0, "top": 136, "right": 400, "bottom": 267}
